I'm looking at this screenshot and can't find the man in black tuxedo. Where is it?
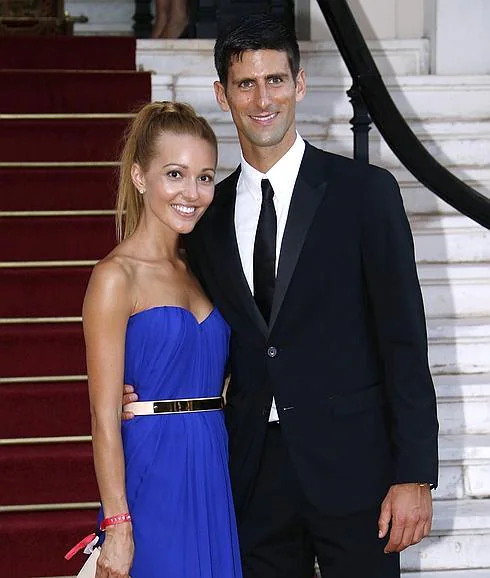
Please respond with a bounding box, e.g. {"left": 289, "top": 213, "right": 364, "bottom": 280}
{"left": 125, "top": 14, "right": 438, "bottom": 578}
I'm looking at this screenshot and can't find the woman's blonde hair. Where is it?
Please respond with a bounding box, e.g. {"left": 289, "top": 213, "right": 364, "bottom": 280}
{"left": 116, "top": 101, "right": 218, "bottom": 242}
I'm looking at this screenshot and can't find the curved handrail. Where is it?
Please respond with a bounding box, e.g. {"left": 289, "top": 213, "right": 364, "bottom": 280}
{"left": 315, "top": 0, "right": 490, "bottom": 230}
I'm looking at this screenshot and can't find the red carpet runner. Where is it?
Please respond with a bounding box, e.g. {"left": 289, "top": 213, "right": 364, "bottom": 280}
{"left": 0, "top": 37, "right": 151, "bottom": 577}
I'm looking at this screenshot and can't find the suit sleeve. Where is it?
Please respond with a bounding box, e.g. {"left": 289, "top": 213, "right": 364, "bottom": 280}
{"left": 360, "top": 167, "right": 439, "bottom": 487}
{"left": 184, "top": 226, "right": 231, "bottom": 379}
{"left": 184, "top": 229, "right": 210, "bottom": 297}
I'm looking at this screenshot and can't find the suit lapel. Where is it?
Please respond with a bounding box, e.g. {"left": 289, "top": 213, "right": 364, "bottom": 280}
{"left": 206, "top": 168, "right": 268, "bottom": 336}
{"left": 269, "top": 144, "right": 329, "bottom": 330}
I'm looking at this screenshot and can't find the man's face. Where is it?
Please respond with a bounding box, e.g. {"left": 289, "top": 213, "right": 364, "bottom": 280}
{"left": 214, "top": 49, "right": 306, "bottom": 163}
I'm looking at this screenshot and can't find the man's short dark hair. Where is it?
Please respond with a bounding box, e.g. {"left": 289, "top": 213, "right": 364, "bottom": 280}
{"left": 214, "top": 14, "right": 301, "bottom": 87}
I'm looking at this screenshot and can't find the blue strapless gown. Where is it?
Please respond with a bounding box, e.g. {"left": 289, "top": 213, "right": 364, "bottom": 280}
{"left": 118, "top": 306, "right": 242, "bottom": 577}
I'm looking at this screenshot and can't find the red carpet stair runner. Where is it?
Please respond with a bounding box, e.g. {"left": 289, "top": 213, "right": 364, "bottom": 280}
{"left": 0, "top": 37, "right": 151, "bottom": 577}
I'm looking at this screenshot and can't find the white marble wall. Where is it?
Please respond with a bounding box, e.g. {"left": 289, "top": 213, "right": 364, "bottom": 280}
{"left": 67, "top": 0, "right": 425, "bottom": 39}
{"left": 309, "top": 0, "right": 424, "bottom": 41}
{"left": 429, "top": 0, "right": 490, "bottom": 74}
{"left": 308, "top": 0, "right": 490, "bottom": 74}
{"left": 66, "top": 0, "right": 490, "bottom": 75}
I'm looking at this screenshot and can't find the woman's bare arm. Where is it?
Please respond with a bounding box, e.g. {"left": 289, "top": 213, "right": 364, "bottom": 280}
{"left": 82, "top": 259, "right": 134, "bottom": 576}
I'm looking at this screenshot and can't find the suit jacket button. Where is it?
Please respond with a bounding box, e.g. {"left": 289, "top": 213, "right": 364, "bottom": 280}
{"left": 267, "top": 346, "right": 278, "bottom": 358}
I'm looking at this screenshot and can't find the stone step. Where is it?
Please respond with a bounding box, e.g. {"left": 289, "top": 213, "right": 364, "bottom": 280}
{"left": 154, "top": 73, "right": 490, "bottom": 121}
{"left": 187, "top": 113, "right": 490, "bottom": 174}
{"left": 438, "top": 434, "right": 490, "bottom": 500}
{"left": 435, "top": 374, "right": 490, "bottom": 435}
{"left": 367, "top": 121, "right": 490, "bottom": 172}
{"left": 307, "top": 119, "right": 490, "bottom": 171}
{"left": 305, "top": 75, "right": 490, "bottom": 121}
{"left": 393, "top": 167, "right": 490, "bottom": 216}
{"left": 427, "top": 317, "right": 490, "bottom": 374}
{"left": 401, "top": 499, "right": 490, "bottom": 571}
{"left": 409, "top": 214, "right": 490, "bottom": 264}
{"left": 419, "top": 264, "right": 490, "bottom": 319}
{"left": 139, "top": 38, "right": 429, "bottom": 77}
{"left": 69, "top": 9, "right": 430, "bottom": 75}
{"left": 401, "top": 570, "right": 490, "bottom": 577}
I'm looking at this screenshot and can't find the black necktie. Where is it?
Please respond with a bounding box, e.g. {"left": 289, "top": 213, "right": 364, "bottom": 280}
{"left": 253, "top": 179, "right": 277, "bottom": 324}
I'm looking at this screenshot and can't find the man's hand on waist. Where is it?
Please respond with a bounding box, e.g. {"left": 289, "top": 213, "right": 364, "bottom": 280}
{"left": 121, "top": 384, "right": 137, "bottom": 420}
{"left": 378, "top": 482, "right": 433, "bottom": 553}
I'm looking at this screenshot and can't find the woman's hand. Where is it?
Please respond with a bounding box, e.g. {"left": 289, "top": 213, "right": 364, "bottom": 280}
{"left": 95, "top": 524, "right": 134, "bottom": 578}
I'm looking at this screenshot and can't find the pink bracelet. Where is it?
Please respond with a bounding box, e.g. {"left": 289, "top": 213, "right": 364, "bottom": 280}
{"left": 100, "top": 512, "right": 132, "bottom": 531}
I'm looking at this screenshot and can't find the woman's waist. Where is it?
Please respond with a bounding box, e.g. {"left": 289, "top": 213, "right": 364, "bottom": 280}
{"left": 124, "top": 394, "right": 224, "bottom": 416}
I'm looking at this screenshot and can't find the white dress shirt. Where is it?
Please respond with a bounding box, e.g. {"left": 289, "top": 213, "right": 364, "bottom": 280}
{"left": 235, "top": 133, "right": 306, "bottom": 421}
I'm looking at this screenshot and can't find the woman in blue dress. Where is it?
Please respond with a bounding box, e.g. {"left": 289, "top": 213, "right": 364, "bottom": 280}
{"left": 82, "top": 101, "right": 242, "bottom": 578}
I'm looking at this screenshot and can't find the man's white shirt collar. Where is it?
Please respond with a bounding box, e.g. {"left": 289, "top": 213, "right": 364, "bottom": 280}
{"left": 239, "top": 133, "right": 305, "bottom": 202}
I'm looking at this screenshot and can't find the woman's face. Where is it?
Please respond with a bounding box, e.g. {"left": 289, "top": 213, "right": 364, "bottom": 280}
{"left": 133, "top": 132, "right": 217, "bottom": 235}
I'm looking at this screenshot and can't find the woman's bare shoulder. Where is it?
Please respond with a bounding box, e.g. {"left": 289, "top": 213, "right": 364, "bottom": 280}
{"left": 92, "top": 254, "right": 132, "bottom": 288}
{"left": 83, "top": 250, "right": 136, "bottom": 319}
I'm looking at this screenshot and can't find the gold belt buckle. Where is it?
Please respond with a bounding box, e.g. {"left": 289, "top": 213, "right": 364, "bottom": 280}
{"left": 152, "top": 397, "right": 223, "bottom": 414}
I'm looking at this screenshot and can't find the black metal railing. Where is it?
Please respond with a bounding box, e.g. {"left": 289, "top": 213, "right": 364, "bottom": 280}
{"left": 316, "top": 0, "right": 490, "bottom": 230}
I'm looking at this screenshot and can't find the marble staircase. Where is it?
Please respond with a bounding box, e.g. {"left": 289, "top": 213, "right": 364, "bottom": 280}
{"left": 134, "top": 39, "right": 490, "bottom": 576}
{"left": 19, "top": 3, "right": 490, "bottom": 570}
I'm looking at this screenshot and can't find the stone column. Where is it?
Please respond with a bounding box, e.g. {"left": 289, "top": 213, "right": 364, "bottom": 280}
{"left": 308, "top": 0, "right": 424, "bottom": 41}
{"left": 428, "top": 0, "right": 490, "bottom": 74}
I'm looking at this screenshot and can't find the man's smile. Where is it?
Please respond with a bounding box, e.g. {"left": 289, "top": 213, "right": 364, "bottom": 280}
{"left": 249, "top": 112, "right": 278, "bottom": 124}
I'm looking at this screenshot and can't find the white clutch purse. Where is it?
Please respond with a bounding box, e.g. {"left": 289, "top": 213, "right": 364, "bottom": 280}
{"left": 76, "top": 547, "right": 101, "bottom": 578}
{"left": 67, "top": 515, "right": 131, "bottom": 576}
{"left": 65, "top": 533, "right": 101, "bottom": 578}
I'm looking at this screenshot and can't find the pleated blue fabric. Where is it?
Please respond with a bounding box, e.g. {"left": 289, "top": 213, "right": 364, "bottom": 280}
{"left": 115, "top": 306, "right": 241, "bottom": 577}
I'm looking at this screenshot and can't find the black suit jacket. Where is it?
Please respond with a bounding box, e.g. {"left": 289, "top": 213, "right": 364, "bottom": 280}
{"left": 186, "top": 143, "right": 438, "bottom": 518}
